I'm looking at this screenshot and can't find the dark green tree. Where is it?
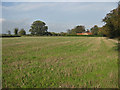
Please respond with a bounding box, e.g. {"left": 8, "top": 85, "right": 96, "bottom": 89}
{"left": 14, "top": 28, "right": 18, "bottom": 35}
{"left": 50, "top": 32, "right": 60, "bottom": 36}
{"left": 67, "top": 25, "right": 85, "bottom": 35}
{"left": 90, "top": 25, "right": 99, "bottom": 35}
{"left": 102, "top": 2, "right": 120, "bottom": 38}
{"left": 19, "top": 29, "right": 26, "bottom": 36}
{"left": 29, "top": 20, "right": 48, "bottom": 35}
{"left": 73, "top": 25, "right": 85, "bottom": 33}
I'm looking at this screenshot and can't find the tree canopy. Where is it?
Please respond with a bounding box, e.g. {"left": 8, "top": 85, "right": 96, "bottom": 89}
{"left": 29, "top": 20, "right": 48, "bottom": 36}
{"left": 73, "top": 25, "right": 85, "bottom": 33}
{"left": 14, "top": 28, "right": 18, "bottom": 35}
{"left": 19, "top": 29, "right": 26, "bottom": 36}
{"left": 90, "top": 25, "right": 99, "bottom": 35}
{"left": 102, "top": 3, "right": 120, "bottom": 38}
{"left": 67, "top": 25, "right": 85, "bottom": 35}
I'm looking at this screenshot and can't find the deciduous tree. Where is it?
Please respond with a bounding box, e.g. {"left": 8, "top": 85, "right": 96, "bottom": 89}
{"left": 29, "top": 20, "right": 48, "bottom": 36}
{"left": 19, "top": 29, "right": 26, "bottom": 36}
{"left": 90, "top": 25, "right": 99, "bottom": 35}
{"left": 102, "top": 2, "right": 120, "bottom": 38}
{"left": 14, "top": 28, "right": 18, "bottom": 35}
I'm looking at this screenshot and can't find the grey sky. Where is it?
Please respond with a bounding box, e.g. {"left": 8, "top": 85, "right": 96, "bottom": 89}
{"left": 1, "top": 2, "right": 118, "bottom": 34}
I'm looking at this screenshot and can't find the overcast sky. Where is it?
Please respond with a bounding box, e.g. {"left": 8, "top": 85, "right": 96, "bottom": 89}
{"left": 1, "top": 2, "right": 118, "bottom": 34}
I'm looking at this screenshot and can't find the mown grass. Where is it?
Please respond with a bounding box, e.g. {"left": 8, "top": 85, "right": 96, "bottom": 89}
{"left": 2, "top": 36, "right": 118, "bottom": 88}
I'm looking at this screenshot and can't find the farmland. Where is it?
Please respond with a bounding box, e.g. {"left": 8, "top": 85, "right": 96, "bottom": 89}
{"left": 2, "top": 37, "right": 118, "bottom": 88}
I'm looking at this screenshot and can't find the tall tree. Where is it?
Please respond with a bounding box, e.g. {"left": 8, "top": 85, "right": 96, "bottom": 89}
{"left": 14, "top": 28, "right": 18, "bottom": 35}
{"left": 67, "top": 25, "right": 85, "bottom": 35}
{"left": 19, "top": 29, "right": 26, "bottom": 35}
{"left": 29, "top": 20, "right": 48, "bottom": 35}
{"left": 102, "top": 2, "right": 120, "bottom": 38}
{"left": 90, "top": 25, "right": 99, "bottom": 35}
{"left": 73, "top": 25, "right": 85, "bottom": 33}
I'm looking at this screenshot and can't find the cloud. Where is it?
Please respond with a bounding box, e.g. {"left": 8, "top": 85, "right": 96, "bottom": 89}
{"left": 2, "top": 2, "right": 58, "bottom": 12}
{"left": 58, "top": 2, "right": 117, "bottom": 13}
{"left": 2, "top": 2, "right": 117, "bottom": 14}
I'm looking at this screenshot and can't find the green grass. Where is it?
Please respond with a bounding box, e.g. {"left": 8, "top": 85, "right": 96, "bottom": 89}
{"left": 2, "top": 36, "right": 118, "bottom": 88}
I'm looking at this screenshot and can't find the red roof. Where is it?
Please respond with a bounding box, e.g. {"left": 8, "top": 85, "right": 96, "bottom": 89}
{"left": 77, "top": 33, "right": 92, "bottom": 35}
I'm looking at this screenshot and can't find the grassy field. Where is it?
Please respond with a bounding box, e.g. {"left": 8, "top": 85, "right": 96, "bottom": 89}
{"left": 2, "top": 36, "right": 118, "bottom": 88}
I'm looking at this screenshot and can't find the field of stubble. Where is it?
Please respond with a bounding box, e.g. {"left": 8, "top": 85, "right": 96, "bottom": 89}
{"left": 2, "top": 36, "right": 118, "bottom": 88}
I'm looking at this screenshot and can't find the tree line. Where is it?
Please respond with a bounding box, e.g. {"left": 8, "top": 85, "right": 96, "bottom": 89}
{"left": 6, "top": 28, "right": 26, "bottom": 36}
{"left": 4, "top": 2, "right": 120, "bottom": 38}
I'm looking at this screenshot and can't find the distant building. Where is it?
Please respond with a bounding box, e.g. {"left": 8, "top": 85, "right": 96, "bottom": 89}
{"left": 76, "top": 32, "right": 92, "bottom": 35}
